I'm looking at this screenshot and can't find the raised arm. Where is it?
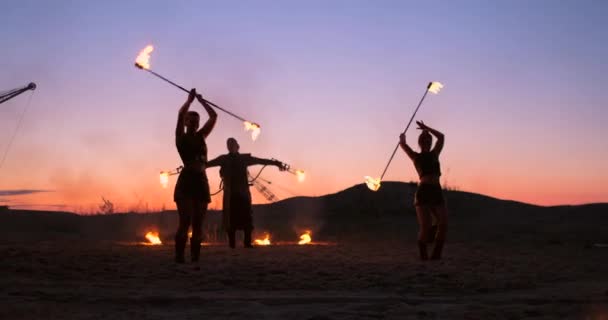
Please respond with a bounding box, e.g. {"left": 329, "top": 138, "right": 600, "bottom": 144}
{"left": 416, "top": 121, "right": 444, "bottom": 156}
{"left": 399, "top": 133, "right": 417, "bottom": 160}
{"left": 176, "top": 89, "right": 197, "bottom": 139}
{"left": 196, "top": 94, "right": 218, "bottom": 138}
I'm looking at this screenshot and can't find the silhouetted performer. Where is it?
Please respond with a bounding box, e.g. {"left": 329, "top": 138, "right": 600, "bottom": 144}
{"left": 207, "top": 138, "right": 284, "bottom": 248}
{"left": 399, "top": 121, "right": 448, "bottom": 260}
{"left": 174, "top": 88, "right": 217, "bottom": 263}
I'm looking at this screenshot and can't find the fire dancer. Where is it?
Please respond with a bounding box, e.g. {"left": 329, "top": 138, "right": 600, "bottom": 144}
{"left": 206, "top": 138, "right": 285, "bottom": 248}
{"left": 173, "top": 88, "right": 217, "bottom": 263}
{"left": 399, "top": 121, "right": 447, "bottom": 260}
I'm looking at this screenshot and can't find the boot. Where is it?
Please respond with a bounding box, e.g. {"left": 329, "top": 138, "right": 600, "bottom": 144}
{"left": 244, "top": 229, "right": 253, "bottom": 248}
{"left": 426, "top": 225, "right": 438, "bottom": 244}
{"left": 431, "top": 240, "right": 444, "bottom": 260}
{"left": 418, "top": 241, "right": 428, "bottom": 261}
{"left": 190, "top": 238, "right": 201, "bottom": 262}
{"left": 228, "top": 230, "right": 236, "bottom": 249}
{"left": 174, "top": 236, "right": 186, "bottom": 264}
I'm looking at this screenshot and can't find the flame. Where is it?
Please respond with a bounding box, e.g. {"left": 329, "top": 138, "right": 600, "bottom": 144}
{"left": 144, "top": 231, "right": 162, "bottom": 245}
{"left": 254, "top": 233, "right": 271, "bottom": 246}
{"left": 364, "top": 176, "right": 381, "bottom": 191}
{"left": 244, "top": 121, "right": 261, "bottom": 141}
{"left": 135, "top": 45, "right": 154, "bottom": 70}
{"left": 160, "top": 171, "right": 169, "bottom": 189}
{"left": 427, "top": 81, "right": 444, "bottom": 94}
{"left": 298, "top": 231, "right": 312, "bottom": 245}
{"left": 295, "top": 170, "right": 306, "bottom": 182}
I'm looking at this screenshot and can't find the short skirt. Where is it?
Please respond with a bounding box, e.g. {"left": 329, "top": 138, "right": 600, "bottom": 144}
{"left": 414, "top": 183, "right": 445, "bottom": 206}
{"left": 174, "top": 169, "right": 211, "bottom": 203}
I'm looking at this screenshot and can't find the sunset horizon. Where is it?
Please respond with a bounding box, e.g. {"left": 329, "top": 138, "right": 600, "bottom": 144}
{"left": 2, "top": 1, "right": 607, "bottom": 210}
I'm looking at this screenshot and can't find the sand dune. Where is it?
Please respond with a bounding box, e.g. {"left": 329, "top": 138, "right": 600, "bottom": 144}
{"left": 1, "top": 183, "right": 607, "bottom": 319}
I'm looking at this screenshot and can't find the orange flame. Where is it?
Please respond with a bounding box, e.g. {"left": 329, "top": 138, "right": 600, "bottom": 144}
{"left": 364, "top": 176, "right": 381, "bottom": 191}
{"left": 244, "top": 121, "right": 261, "bottom": 141}
{"left": 298, "top": 231, "right": 312, "bottom": 245}
{"left": 135, "top": 45, "right": 154, "bottom": 70}
{"left": 144, "top": 231, "right": 162, "bottom": 245}
{"left": 160, "top": 171, "right": 169, "bottom": 188}
{"left": 254, "top": 233, "right": 271, "bottom": 246}
{"left": 295, "top": 170, "right": 306, "bottom": 182}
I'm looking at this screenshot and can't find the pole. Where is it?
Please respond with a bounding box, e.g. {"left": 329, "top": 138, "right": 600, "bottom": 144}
{"left": 379, "top": 82, "right": 432, "bottom": 180}
{"left": 136, "top": 64, "right": 253, "bottom": 124}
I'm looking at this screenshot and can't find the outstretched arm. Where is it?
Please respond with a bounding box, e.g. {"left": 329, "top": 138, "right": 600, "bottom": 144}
{"left": 206, "top": 155, "right": 225, "bottom": 168}
{"left": 248, "top": 156, "right": 284, "bottom": 170}
{"left": 196, "top": 94, "right": 218, "bottom": 138}
{"left": 416, "top": 121, "right": 444, "bottom": 156}
{"left": 176, "top": 89, "right": 197, "bottom": 139}
{"left": 399, "top": 133, "right": 417, "bottom": 160}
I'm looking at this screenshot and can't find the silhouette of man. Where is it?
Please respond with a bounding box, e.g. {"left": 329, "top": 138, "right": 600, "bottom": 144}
{"left": 206, "top": 138, "right": 285, "bottom": 248}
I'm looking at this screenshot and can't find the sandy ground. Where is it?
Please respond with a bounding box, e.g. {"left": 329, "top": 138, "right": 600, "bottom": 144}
{"left": 1, "top": 240, "right": 607, "bottom": 320}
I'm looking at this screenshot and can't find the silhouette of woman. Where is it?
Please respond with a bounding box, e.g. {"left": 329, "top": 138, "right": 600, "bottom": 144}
{"left": 399, "top": 121, "right": 447, "bottom": 260}
{"left": 173, "top": 88, "right": 217, "bottom": 263}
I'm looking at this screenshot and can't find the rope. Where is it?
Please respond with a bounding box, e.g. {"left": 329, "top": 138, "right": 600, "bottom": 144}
{"left": 209, "top": 165, "right": 268, "bottom": 196}
{"left": 0, "top": 90, "right": 35, "bottom": 172}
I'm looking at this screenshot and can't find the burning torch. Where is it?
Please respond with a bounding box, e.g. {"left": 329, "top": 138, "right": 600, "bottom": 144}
{"left": 159, "top": 166, "right": 183, "bottom": 189}
{"left": 134, "top": 45, "right": 261, "bottom": 141}
{"left": 365, "top": 81, "right": 444, "bottom": 191}
{"left": 278, "top": 161, "right": 306, "bottom": 183}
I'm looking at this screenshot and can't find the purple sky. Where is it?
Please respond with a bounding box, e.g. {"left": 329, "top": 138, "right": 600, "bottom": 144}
{"left": 1, "top": 0, "right": 607, "bottom": 211}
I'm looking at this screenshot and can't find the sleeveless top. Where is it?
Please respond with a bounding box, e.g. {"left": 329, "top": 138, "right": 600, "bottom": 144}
{"left": 176, "top": 132, "right": 207, "bottom": 167}
{"left": 414, "top": 152, "right": 441, "bottom": 178}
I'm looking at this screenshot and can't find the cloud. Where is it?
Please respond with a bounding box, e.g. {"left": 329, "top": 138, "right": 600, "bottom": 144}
{"left": 0, "top": 189, "right": 52, "bottom": 196}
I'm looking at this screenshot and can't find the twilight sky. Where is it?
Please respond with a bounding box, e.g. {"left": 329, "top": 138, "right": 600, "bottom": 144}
{"left": 1, "top": 0, "right": 607, "bottom": 211}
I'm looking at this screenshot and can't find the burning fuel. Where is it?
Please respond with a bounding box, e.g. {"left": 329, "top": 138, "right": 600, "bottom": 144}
{"left": 144, "top": 231, "right": 162, "bottom": 245}
{"left": 243, "top": 121, "right": 261, "bottom": 141}
{"left": 298, "top": 231, "right": 312, "bottom": 245}
{"left": 295, "top": 170, "right": 306, "bottom": 182}
{"left": 159, "top": 171, "right": 169, "bottom": 188}
{"left": 135, "top": 45, "right": 153, "bottom": 70}
{"left": 427, "top": 81, "right": 444, "bottom": 94}
{"left": 364, "top": 176, "right": 381, "bottom": 191}
{"left": 254, "top": 233, "right": 271, "bottom": 246}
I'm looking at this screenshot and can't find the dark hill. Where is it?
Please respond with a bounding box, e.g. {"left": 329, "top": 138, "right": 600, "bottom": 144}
{"left": 1, "top": 182, "right": 606, "bottom": 244}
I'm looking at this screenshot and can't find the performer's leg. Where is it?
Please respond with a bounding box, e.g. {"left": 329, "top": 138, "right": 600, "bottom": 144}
{"left": 227, "top": 228, "right": 236, "bottom": 249}
{"left": 244, "top": 228, "right": 253, "bottom": 248}
{"left": 175, "top": 199, "right": 192, "bottom": 263}
{"left": 415, "top": 205, "right": 432, "bottom": 261}
{"left": 190, "top": 201, "right": 207, "bottom": 262}
{"left": 430, "top": 205, "right": 448, "bottom": 260}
